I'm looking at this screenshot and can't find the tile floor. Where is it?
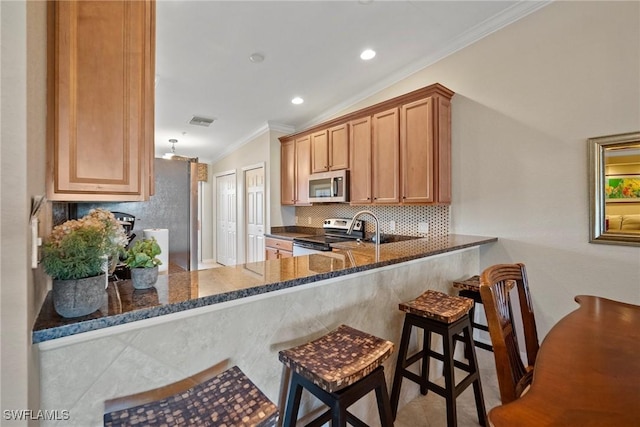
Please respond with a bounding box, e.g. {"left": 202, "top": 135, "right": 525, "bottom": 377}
{"left": 394, "top": 347, "right": 501, "bottom": 427}
{"left": 197, "top": 259, "right": 223, "bottom": 270}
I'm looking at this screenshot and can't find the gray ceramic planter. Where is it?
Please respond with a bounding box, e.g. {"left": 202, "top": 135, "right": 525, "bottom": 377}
{"left": 52, "top": 274, "right": 107, "bottom": 318}
{"left": 130, "top": 266, "right": 158, "bottom": 289}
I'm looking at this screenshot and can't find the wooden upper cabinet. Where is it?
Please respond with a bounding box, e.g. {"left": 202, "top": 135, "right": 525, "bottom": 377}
{"left": 349, "top": 117, "right": 372, "bottom": 204}
{"left": 328, "top": 123, "right": 349, "bottom": 170}
{"left": 436, "top": 97, "right": 452, "bottom": 204}
{"left": 372, "top": 108, "right": 400, "bottom": 204}
{"left": 280, "top": 135, "right": 311, "bottom": 206}
{"left": 401, "top": 98, "right": 435, "bottom": 203}
{"left": 311, "top": 123, "right": 349, "bottom": 173}
{"left": 311, "top": 130, "right": 329, "bottom": 173}
{"left": 279, "top": 83, "right": 454, "bottom": 206}
{"left": 400, "top": 96, "right": 452, "bottom": 204}
{"left": 47, "top": 0, "right": 156, "bottom": 201}
{"left": 295, "top": 135, "right": 311, "bottom": 205}
{"left": 280, "top": 139, "right": 295, "bottom": 205}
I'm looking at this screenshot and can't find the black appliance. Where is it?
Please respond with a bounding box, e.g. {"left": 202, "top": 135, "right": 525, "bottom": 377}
{"left": 111, "top": 212, "right": 136, "bottom": 247}
{"left": 293, "top": 218, "right": 365, "bottom": 254}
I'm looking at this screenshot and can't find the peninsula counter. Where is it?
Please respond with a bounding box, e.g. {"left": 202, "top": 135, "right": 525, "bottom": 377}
{"left": 34, "top": 234, "right": 496, "bottom": 426}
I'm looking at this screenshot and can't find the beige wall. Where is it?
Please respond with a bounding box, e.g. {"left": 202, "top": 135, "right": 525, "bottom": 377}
{"left": 209, "top": 128, "right": 294, "bottom": 263}
{"left": 331, "top": 1, "right": 640, "bottom": 335}
{"left": 1, "top": 0, "right": 48, "bottom": 422}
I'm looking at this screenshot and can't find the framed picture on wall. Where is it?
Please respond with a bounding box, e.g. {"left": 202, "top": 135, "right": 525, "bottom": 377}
{"left": 605, "top": 175, "right": 640, "bottom": 202}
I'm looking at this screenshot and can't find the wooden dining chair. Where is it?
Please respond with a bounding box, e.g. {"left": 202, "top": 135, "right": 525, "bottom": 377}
{"left": 479, "top": 263, "right": 539, "bottom": 404}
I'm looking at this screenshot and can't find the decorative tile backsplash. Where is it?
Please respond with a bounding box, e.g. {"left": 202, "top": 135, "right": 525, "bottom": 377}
{"left": 295, "top": 205, "right": 450, "bottom": 236}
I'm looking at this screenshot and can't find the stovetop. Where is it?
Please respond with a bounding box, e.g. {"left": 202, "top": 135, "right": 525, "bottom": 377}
{"left": 293, "top": 218, "right": 365, "bottom": 250}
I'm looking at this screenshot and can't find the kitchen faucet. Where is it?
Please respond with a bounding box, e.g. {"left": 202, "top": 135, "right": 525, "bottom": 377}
{"left": 348, "top": 210, "right": 380, "bottom": 261}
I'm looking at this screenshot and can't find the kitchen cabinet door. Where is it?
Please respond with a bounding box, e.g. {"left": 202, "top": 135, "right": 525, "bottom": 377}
{"left": 349, "top": 117, "right": 372, "bottom": 204}
{"left": 265, "top": 237, "right": 293, "bottom": 260}
{"left": 328, "top": 123, "right": 349, "bottom": 170}
{"left": 280, "top": 135, "right": 311, "bottom": 206}
{"left": 47, "top": 0, "right": 155, "bottom": 201}
{"left": 311, "top": 125, "right": 349, "bottom": 173}
{"left": 372, "top": 108, "right": 400, "bottom": 204}
{"left": 400, "top": 96, "right": 451, "bottom": 204}
{"left": 295, "top": 135, "right": 312, "bottom": 205}
{"left": 401, "top": 97, "right": 435, "bottom": 203}
{"left": 265, "top": 247, "right": 279, "bottom": 260}
{"left": 280, "top": 140, "right": 296, "bottom": 205}
{"left": 436, "top": 96, "right": 452, "bottom": 204}
{"left": 311, "top": 130, "right": 329, "bottom": 174}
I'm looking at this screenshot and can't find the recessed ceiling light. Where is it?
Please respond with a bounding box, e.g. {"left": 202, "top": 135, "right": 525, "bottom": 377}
{"left": 360, "top": 49, "right": 376, "bottom": 60}
{"left": 249, "top": 53, "right": 265, "bottom": 63}
{"left": 291, "top": 97, "right": 304, "bottom": 105}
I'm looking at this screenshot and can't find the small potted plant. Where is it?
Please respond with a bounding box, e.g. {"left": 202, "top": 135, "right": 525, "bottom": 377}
{"left": 124, "top": 237, "right": 162, "bottom": 289}
{"left": 42, "top": 209, "right": 127, "bottom": 318}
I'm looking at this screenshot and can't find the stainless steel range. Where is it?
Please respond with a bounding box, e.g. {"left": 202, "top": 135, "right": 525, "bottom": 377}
{"left": 292, "top": 218, "right": 365, "bottom": 256}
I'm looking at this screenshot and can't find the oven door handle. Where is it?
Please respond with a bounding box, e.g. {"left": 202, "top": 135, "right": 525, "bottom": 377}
{"left": 332, "top": 177, "right": 338, "bottom": 197}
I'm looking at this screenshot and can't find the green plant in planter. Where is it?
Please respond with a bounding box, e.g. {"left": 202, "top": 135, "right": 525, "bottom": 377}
{"left": 125, "top": 237, "right": 162, "bottom": 269}
{"left": 42, "top": 209, "right": 128, "bottom": 280}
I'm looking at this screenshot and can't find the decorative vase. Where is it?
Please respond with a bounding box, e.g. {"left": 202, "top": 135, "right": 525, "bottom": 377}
{"left": 130, "top": 266, "right": 158, "bottom": 289}
{"left": 52, "top": 274, "right": 107, "bottom": 318}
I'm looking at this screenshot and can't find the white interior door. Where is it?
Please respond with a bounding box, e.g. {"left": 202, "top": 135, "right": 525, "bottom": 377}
{"left": 245, "top": 166, "right": 265, "bottom": 263}
{"left": 216, "top": 172, "right": 236, "bottom": 265}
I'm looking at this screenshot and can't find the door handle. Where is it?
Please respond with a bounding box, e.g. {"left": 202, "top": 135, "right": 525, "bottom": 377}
{"left": 333, "top": 178, "right": 338, "bottom": 197}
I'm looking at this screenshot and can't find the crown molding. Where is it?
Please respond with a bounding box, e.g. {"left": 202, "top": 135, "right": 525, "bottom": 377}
{"left": 299, "top": 0, "right": 551, "bottom": 130}
{"left": 211, "top": 121, "right": 295, "bottom": 164}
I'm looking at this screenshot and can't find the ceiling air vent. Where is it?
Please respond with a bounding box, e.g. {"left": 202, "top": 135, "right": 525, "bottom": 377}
{"left": 189, "top": 116, "right": 215, "bottom": 127}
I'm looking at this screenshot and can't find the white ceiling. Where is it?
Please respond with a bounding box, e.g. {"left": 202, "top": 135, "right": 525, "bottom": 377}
{"left": 155, "top": 0, "right": 548, "bottom": 163}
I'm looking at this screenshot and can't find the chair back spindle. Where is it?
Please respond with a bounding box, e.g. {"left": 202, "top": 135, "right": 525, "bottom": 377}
{"left": 480, "top": 263, "right": 539, "bottom": 404}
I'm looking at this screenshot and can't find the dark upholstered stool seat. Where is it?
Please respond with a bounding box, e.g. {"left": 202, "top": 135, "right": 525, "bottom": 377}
{"left": 279, "top": 324, "right": 394, "bottom": 393}
{"left": 279, "top": 324, "right": 394, "bottom": 426}
{"left": 391, "top": 290, "right": 486, "bottom": 427}
{"left": 452, "top": 275, "right": 482, "bottom": 292}
{"left": 399, "top": 289, "right": 475, "bottom": 323}
{"left": 453, "top": 276, "right": 494, "bottom": 352}
{"left": 103, "top": 365, "right": 277, "bottom": 427}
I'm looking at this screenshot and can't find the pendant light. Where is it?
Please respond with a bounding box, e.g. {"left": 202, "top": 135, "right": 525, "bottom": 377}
{"left": 163, "top": 139, "right": 178, "bottom": 159}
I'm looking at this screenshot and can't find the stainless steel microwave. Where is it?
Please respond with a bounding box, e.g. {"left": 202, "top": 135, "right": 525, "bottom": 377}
{"left": 308, "top": 170, "right": 349, "bottom": 203}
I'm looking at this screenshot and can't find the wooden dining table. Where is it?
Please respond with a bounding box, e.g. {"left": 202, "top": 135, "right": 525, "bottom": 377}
{"left": 488, "top": 295, "right": 640, "bottom": 427}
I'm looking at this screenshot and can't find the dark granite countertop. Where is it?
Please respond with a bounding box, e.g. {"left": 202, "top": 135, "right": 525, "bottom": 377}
{"left": 264, "top": 231, "right": 315, "bottom": 240}
{"left": 32, "top": 234, "right": 497, "bottom": 344}
{"left": 264, "top": 226, "right": 319, "bottom": 240}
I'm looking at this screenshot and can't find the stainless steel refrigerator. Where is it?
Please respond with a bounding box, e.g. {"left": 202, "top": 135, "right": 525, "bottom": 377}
{"left": 75, "top": 158, "right": 198, "bottom": 271}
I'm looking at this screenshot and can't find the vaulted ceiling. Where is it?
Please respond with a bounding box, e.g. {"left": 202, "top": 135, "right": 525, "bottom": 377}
{"left": 154, "top": 1, "right": 548, "bottom": 163}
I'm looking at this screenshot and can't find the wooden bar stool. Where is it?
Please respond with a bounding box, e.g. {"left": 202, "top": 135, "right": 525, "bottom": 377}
{"left": 390, "top": 290, "right": 486, "bottom": 427}
{"left": 452, "top": 276, "right": 493, "bottom": 352}
{"left": 104, "top": 364, "right": 277, "bottom": 426}
{"left": 278, "top": 324, "right": 394, "bottom": 427}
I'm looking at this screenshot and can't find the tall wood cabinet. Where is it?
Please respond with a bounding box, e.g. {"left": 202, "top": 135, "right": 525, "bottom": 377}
{"left": 47, "top": 0, "right": 156, "bottom": 201}
{"left": 349, "top": 117, "right": 372, "bottom": 204}
{"left": 372, "top": 108, "right": 400, "bottom": 204}
{"left": 280, "top": 135, "right": 311, "bottom": 205}
{"left": 295, "top": 136, "right": 311, "bottom": 205}
{"left": 280, "top": 140, "right": 295, "bottom": 205}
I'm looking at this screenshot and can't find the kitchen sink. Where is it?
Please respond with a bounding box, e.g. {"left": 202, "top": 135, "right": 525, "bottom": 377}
{"left": 368, "top": 234, "right": 421, "bottom": 244}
